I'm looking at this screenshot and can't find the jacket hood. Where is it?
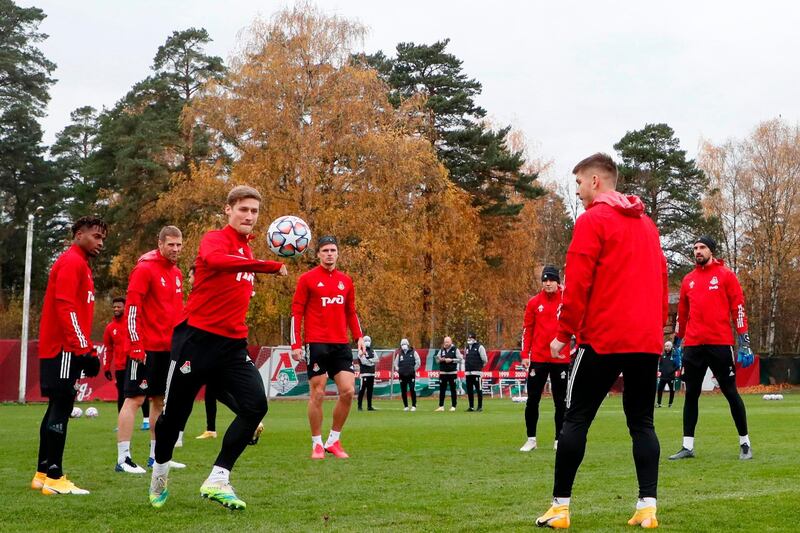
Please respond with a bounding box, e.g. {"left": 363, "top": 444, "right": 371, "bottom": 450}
{"left": 138, "top": 249, "right": 166, "bottom": 263}
{"left": 591, "top": 191, "right": 645, "bottom": 218}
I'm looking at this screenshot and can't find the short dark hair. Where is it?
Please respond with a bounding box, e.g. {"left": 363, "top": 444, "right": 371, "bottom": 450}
{"left": 71, "top": 216, "right": 108, "bottom": 237}
{"left": 317, "top": 235, "right": 338, "bottom": 251}
{"left": 226, "top": 185, "right": 262, "bottom": 206}
{"left": 572, "top": 152, "right": 618, "bottom": 179}
{"left": 112, "top": 296, "right": 126, "bottom": 305}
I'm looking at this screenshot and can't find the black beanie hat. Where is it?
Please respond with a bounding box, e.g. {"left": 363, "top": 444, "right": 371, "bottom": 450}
{"left": 541, "top": 266, "right": 560, "bottom": 282}
{"left": 695, "top": 236, "right": 717, "bottom": 254}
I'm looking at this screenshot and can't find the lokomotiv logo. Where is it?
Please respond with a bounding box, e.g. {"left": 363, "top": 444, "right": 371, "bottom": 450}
{"left": 321, "top": 295, "right": 344, "bottom": 307}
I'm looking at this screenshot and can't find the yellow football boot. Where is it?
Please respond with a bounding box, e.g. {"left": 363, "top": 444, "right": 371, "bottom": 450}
{"left": 535, "top": 504, "right": 570, "bottom": 529}
{"left": 628, "top": 506, "right": 658, "bottom": 528}
{"left": 31, "top": 472, "right": 46, "bottom": 490}
{"left": 41, "top": 476, "right": 90, "bottom": 495}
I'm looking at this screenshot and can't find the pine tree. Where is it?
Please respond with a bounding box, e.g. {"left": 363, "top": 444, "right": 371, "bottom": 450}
{"left": 614, "top": 123, "right": 719, "bottom": 272}
{"left": 0, "top": 0, "right": 59, "bottom": 303}
{"left": 358, "top": 39, "right": 544, "bottom": 217}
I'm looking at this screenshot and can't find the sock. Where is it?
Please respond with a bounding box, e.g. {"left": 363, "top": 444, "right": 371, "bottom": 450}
{"left": 117, "top": 441, "right": 131, "bottom": 464}
{"left": 637, "top": 497, "right": 657, "bottom": 510}
{"left": 206, "top": 465, "right": 230, "bottom": 485}
{"left": 312, "top": 435, "right": 323, "bottom": 447}
{"left": 177, "top": 430, "right": 184, "bottom": 443}
{"left": 325, "top": 430, "right": 341, "bottom": 447}
{"left": 553, "top": 497, "right": 570, "bottom": 506}
{"left": 150, "top": 439, "right": 156, "bottom": 458}
{"left": 528, "top": 437, "right": 536, "bottom": 443}
{"left": 739, "top": 434, "right": 750, "bottom": 446}
{"left": 152, "top": 461, "right": 170, "bottom": 477}
{"left": 682, "top": 436, "right": 694, "bottom": 450}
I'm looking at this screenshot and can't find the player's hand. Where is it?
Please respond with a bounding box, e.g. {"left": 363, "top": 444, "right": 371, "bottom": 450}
{"left": 520, "top": 358, "right": 530, "bottom": 369}
{"left": 291, "top": 348, "right": 304, "bottom": 362}
{"left": 78, "top": 349, "right": 101, "bottom": 377}
{"left": 357, "top": 337, "right": 366, "bottom": 356}
{"left": 104, "top": 369, "right": 113, "bottom": 381}
{"left": 737, "top": 333, "right": 754, "bottom": 368}
{"left": 278, "top": 264, "right": 288, "bottom": 276}
{"left": 129, "top": 343, "right": 145, "bottom": 362}
{"left": 657, "top": 371, "right": 661, "bottom": 378}
{"left": 550, "top": 338, "right": 567, "bottom": 358}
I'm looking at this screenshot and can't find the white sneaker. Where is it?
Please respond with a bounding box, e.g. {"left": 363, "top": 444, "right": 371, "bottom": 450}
{"left": 520, "top": 439, "right": 537, "bottom": 452}
{"left": 435, "top": 406, "right": 445, "bottom": 412}
{"left": 115, "top": 457, "right": 146, "bottom": 474}
{"left": 410, "top": 406, "right": 416, "bottom": 412}
{"left": 169, "top": 460, "right": 186, "bottom": 469}
{"left": 554, "top": 440, "right": 558, "bottom": 451}
{"left": 403, "top": 407, "right": 409, "bottom": 411}
{"left": 449, "top": 406, "right": 456, "bottom": 412}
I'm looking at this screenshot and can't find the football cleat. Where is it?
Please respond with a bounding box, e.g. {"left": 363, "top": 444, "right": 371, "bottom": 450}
{"left": 520, "top": 439, "right": 537, "bottom": 452}
{"left": 148, "top": 457, "right": 186, "bottom": 469}
{"left": 367, "top": 407, "right": 378, "bottom": 411}
{"left": 196, "top": 430, "right": 218, "bottom": 439}
{"left": 149, "top": 473, "right": 169, "bottom": 508}
{"left": 476, "top": 407, "right": 483, "bottom": 412}
{"left": 739, "top": 443, "right": 753, "bottom": 460}
{"left": 435, "top": 406, "right": 445, "bottom": 412}
{"left": 628, "top": 507, "right": 659, "bottom": 528}
{"left": 535, "top": 504, "right": 570, "bottom": 528}
{"left": 410, "top": 406, "right": 416, "bottom": 412}
{"left": 200, "top": 481, "right": 246, "bottom": 510}
{"left": 41, "top": 476, "right": 90, "bottom": 495}
{"left": 116, "top": 457, "right": 146, "bottom": 474}
{"left": 31, "top": 471, "right": 47, "bottom": 490}
{"left": 325, "top": 441, "right": 350, "bottom": 459}
{"left": 311, "top": 443, "right": 325, "bottom": 460}
{"left": 248, "top": 422, "right": 264, "bottom": 446}
{"left": 449, "top": 406, "right": 456, "bottom": 411}
{"left": 466, "top": 407, "right": 475, "bottom": 412}
{"left": 403, "top": 407, "right": 409, "bottom": 411}
{"left": 668, "top": 447, "right": 695, "bottom": 460}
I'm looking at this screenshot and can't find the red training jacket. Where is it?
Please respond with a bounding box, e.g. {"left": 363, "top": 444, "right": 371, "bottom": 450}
{"left": 291, "top": 265, "right": 363, "bottom": 350}
{"left": 521, "top": 288, "right": 570, "bottom": 363}
{"left": 103, "top": 315, "right": 129, "bottom": 372}
{"left": 556, "top": 191, "right": 668, "bottom": 355}
{"left": 676, "top": 259, "right": 748, "bottom": 346}
{"left": 38, "top": 244, "right": 95, "bottom": 358}
{"left": 125, "top": 250, "right": 184, "bottom": 352}
{"left": 186, "top": 224, "right": 283, "bottom": 339}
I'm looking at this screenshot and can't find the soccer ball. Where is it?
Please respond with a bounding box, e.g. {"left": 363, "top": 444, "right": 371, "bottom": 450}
{"left": 70, "top": 407, "right": 83, "bottom": 418}
{"left": 267, "top": 215, "right": 311, "bottom": 257}
{"left": 85, "top": 407, "right": 99, "bottom": 417}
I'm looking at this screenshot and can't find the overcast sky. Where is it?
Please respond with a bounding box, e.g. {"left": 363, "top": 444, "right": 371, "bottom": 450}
{"left": 21, "top": 0, "right": 800, "bottom": 181}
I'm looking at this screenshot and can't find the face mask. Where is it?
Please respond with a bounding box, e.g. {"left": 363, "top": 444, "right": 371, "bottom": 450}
{"left": 467, "top": 339, "right": 475, "bottom": 345}
{"left": 364, "top": 340, "right": 371, "bottom": 348}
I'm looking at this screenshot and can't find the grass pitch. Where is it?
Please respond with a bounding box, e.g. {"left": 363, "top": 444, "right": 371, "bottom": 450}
{"left": 1, "top": 393, "right": 798, "bottom": 532}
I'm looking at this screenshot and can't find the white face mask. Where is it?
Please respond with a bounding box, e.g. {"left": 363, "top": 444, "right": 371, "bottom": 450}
{"left": 364, "top": 340, "right": 371, "bottom": 348}
{"left": 467, "top": 339, "right": 475, "bottom": 345}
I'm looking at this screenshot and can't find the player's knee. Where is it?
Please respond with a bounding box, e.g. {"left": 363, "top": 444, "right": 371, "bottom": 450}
{"left": 310, "top": 388, "right": 325, "bottom": 404}
{"left": 339, "top": 386, "right": 355, "bottom": 402}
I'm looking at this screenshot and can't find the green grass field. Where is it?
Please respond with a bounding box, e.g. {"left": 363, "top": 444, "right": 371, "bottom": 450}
{"left": 1, "top": 393, "right": 798, "bottom": 532}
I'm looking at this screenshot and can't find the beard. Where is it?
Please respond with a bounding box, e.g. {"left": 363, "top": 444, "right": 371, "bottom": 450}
{"left": 695, "top": 255, "right": 710, "bottom": 265}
